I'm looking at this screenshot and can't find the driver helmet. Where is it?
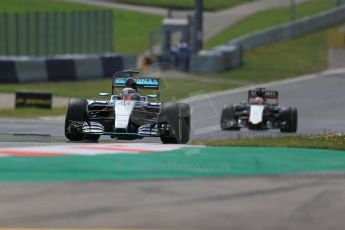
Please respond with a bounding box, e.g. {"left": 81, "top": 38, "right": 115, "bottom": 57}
{"left": 122, "top": 78, "right": 139, "bottom": 100}
{"left": 254, "top": 97, "right": 265, "bottom": 105}
{"left": 122, "top": 88, "right": 136, "bottom": 100}
{"left": 125, "top": 78, "right": 137, "bottom": 91}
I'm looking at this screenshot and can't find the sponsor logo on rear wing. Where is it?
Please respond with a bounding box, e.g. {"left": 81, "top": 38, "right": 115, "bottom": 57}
{"left": 248, "top": 89, "right": 279, "bottom": 105}
{"left": 248, "top": 89, "right": 279, "bottom": 99}
{"left": 113, "top": 77, "right": 159, "bottom": 89}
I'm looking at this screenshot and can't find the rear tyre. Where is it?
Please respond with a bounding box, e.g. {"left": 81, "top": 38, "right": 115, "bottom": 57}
{"left": 65, "top": 98, "right": 88, "bottom": 141}
{"left": 279, "top": 107, "right": 298, "bottom": 133}
{"left": 220, "top": 105, "right": 240, "bottom": 130}
{"left": 158, "top": 102, "right": 191, "bottom": 144}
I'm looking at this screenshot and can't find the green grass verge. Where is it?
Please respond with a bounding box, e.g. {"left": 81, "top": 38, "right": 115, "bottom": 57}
{"left": 114, "top": 10, "right": 162, "bottom": 53}
{"left": 109, "top": 0, "right": 255, "bottom": 11}
{"left": 0, "top": 0, "right": 162, "bottom": 53}
{"left": 195, "top": 134, "right": 345, "bottom": 151}
{"left": 0, "top": 0, "right": 102, "bottom": 12}
{"left": 0, "top": 78, "right": 237, "bottom": 101}
{"left": 0, "top": 78, "right": 238, "bottom": 117}
{"left": 211, "top": 27, "right": 330, "bottom": 83}
{"left": 0, "top": 107, "right": 66, "bottom": 118}
{"left": 205, "top": 0, "right": 337, "bottom": 49}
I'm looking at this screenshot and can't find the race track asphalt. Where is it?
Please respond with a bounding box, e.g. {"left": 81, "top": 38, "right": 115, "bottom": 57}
{"left": 0, "top": 70, "right": 345, "bottom": 229}
{"left": 1, "top": 174, "right": 345, "bottom": 230}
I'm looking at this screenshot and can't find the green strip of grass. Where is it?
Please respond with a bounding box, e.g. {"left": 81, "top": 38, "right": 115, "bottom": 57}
{"left": 205, "top": 0, "right": 337, "bottom": 49}
{"left": 195, "top": 134, "right": 345, "bottom": 151}
{"left": 0, "top": 107, "right": 66, "bottom": 118}
{"left": 0, "top": 0, "right": 162, "bottom": 53}
{"left": 212, "top": 27, "right": 330, "bottom": 83}
{"left": 109, "top": 0, "right": 255, "bottom": 11}
{"left": 114, "top": 10, "right": 162, "bottom": 53}
{"left": 0, "top": 0, "right": 102, "bottom": 12}
{"left": 0, "top": 78, "right": 238, "bottom": 101}
{"left": 0, "top": 78, "right": 238, "bottom": 117}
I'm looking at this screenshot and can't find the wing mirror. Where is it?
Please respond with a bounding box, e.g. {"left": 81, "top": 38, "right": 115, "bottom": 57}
{"left": 99, "top": 92, "right": 109, "bottom": 97}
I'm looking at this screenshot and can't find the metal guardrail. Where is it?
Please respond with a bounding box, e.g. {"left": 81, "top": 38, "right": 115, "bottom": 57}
{"left": 0, "top": 10, "right": 113, "bottom": 56}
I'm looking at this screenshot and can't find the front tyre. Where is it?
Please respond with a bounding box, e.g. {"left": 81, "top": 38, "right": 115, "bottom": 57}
{"left": 279, "top": 107, "right": 298, "bottom": 133}
{"left": 65, "top": 98, "right": 88, "bottom": 141}
{"left": 179, "top": 103, "right": 191, "bottom": 144}
{"left": 158, "top": 102, "right": 191, "bottom": 144}
{"left": 220, "top": 105, "right": 240, "bottom": 130}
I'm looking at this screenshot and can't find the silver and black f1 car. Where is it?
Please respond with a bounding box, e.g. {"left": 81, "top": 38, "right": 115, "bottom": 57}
{"left": 220, "top": 88, "right": 297, "bottom": 133}
{"left": 65, "top": 67, "right": 191, "bottom": 144}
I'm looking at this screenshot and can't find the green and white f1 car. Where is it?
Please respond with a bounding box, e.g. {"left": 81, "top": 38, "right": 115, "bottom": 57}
{"left": 65, "top": 66, "right": 191, "bottom": 144}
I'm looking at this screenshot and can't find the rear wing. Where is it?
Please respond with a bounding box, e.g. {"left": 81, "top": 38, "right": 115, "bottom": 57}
{"left": 113, "top": 77, "right": 159, "bottom": 89}
{"left": 248, "top": 88, "right": 279, "bottom": 105}
{"left": 112, "top": 76, "right": 160, "bottom": 102}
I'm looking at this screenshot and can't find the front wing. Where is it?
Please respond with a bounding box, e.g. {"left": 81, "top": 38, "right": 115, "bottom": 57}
{"left": 67, "top": 121, "right": 166, "bottom": 137}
